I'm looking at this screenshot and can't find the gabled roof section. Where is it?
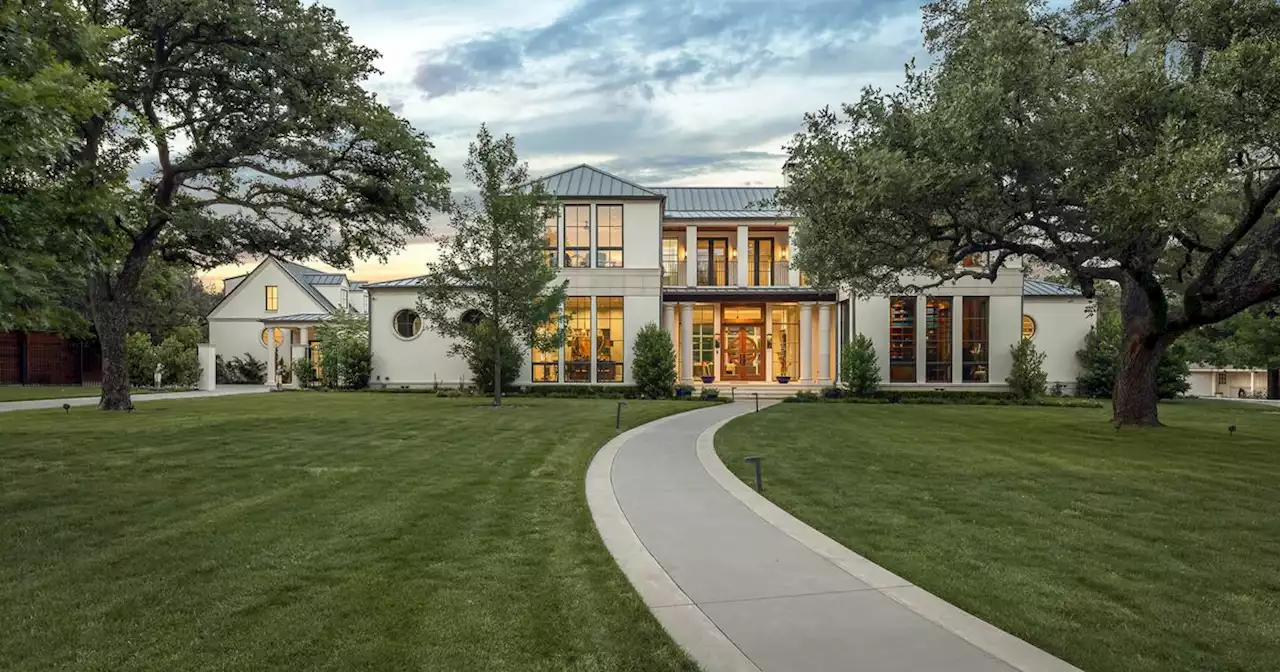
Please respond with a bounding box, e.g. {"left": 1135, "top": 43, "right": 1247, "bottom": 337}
{"left": 530, "top": 164, "right": 663, "bottom": 199}
{"left": 261, "top": 313, "right": 333, "bottom": 323}
{"left": 650, "top": 187, "right": 784, "bottom": 219}
{"left": 301, "top": 273, "right": 346, "bottom": 286}
{"left": 277, "top": 258, "right": 336, "bottom": 311}
{"left": 1023, "top": 279, "right": 1084, "bottom": 297}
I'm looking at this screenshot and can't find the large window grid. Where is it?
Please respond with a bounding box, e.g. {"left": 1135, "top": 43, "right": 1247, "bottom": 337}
{"left": 697, "top": 239, "right": 729, "bottom": 286}
{"left": 692, "top": 305, "right": 716, "bottom": 379}
{"left": 596, "top": 205, "right": 623, "bottom": 268}
{"left": 662, "top": 238, "right": 681, "bottom": 285}
{"left": 532, "top": 316, "right": 559, "bottom": 382}
{"left": 596, "top": 297, "right": 624, "bottom": 382}
{"left": 925, "top": 297, "right": 953, "bottom": 382}
{"left": 565, "top": 297, "right": 592, "bottom": 381}
{"left": 889, "top": 297, "right": 916, "bottom": 383}
{"left": 962, "top": 297, "right": 990, "bottom": 382}
{"left": 746, "top": 238, "right": 774, "bottom": 286}
{"left": 563, "top": 205, "right": 591, "bottom": 268}
{"left": 771, "top": 305, "right": 800, "bottom": 379}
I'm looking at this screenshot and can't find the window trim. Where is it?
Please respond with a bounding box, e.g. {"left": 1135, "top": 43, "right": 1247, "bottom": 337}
{"left": 392, "top": 309, "right": 423, "bottom": 341}
{"left": 595, "top": 296, "right": 624, "bottom": 383}
{"left": 563, "top": 205, "right": 591, "bottom": 268}
{"left": 564, "top": 296, "right": 592, "bottom": 382}
{"left": 265, "top": 285, "right": 279, "bottom": 312}
{"left": 595, "top": 204, "right": 624, "bottom": 268}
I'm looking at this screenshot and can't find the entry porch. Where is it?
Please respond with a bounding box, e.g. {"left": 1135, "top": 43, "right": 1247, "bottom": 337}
{"left": 662, "top": 297, "right": 840, "bottom": 386}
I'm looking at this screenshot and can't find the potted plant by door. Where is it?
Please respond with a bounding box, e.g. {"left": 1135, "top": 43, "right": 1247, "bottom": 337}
{"left": 776, "top": 375, "right": 791, "bottom": 384}
{"left": 701, "top": 375, "right": 715, "bottom": 384}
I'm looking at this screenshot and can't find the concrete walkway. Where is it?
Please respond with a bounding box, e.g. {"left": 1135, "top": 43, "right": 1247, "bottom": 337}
{"left": 0, "top": 385, "right": 270, "bottom": 413}
{"left": 588, "top": 402, "right": 1082, "bottom": 672}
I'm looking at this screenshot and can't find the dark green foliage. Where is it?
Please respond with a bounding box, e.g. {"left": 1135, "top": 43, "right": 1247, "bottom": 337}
{"left": 315, "top": 310, "right": 372, "bottom": 390}
{"left": 124, "top": 325, "right": 202, "bottom": 388}
{"left": 698, "top": 389, "right": 720, "bottom": 401}
{"left": 464, "top": 324, "right": 523, "bottom": 393}
{"left": 632, "top": 323, "right": 677, "bottom": 399}
{"left": 839, "top": 334, "right": 881, "bottom": 395}
{"left": 782, "top": 388, "right": 1102, "bottom": 408}
{"left": 1076, "top": 314, "right": 1190, "bottom": 399}
{"left": 216, "top": 354, "right": 266, "bottom": 385}
{"left": 1007, "top": 339, "right": 1048, "bottom": 400}
{"left": 293, "top": 357, "right": 317, "bottom": 388}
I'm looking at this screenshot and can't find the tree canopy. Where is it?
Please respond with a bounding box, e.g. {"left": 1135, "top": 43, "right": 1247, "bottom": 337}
{"left": 779, "top": 0, "right": 1280, "bottom": 425}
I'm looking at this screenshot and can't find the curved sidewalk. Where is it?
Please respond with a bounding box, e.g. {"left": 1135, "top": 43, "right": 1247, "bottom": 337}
{"left": 0, "top": 385, "right": 269, "bottom": 413}
{"left": 587, "top": 401, "right": 1082, "bottom": 672}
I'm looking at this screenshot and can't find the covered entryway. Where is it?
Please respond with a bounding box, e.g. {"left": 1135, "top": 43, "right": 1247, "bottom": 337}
{"left": 721, "top": 305, "right": 766, "bottom": 382}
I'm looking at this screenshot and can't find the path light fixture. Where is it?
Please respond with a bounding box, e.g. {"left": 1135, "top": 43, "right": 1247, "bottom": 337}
{"left": 744, "top": 456, "right": 764, "bottom": 492}
{"left": 753, "top": 393, "right": 759, "bottom": 412}
{"left": 615, "top": 401, "right": 627, "bottom": 430}
{"left": 63, "top": 403, "right": 71, "bottom": 414}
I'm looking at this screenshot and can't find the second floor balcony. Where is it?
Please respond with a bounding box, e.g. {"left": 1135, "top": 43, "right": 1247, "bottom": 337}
{"left": 662, "top": 259, "right": 796, "bottom": 288}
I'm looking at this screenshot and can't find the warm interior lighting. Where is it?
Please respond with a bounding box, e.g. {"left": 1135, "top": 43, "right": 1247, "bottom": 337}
{"left": 779, "top": 248, "right": 789, "bottom": 260}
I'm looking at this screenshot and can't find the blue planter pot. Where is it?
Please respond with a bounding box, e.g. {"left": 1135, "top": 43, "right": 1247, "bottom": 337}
{"left": 701, "top": 376, "right": 715, "bottom": 384}
{"left": 776, "top": 376, "right": 791, "bottom": 384}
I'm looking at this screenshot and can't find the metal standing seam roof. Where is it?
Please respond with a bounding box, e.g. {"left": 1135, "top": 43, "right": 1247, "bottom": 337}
{"left": 261, "top": 313, "right": 333, "bottom": 323}
{"left": 650, "top": 187, "right": 782, "bottom": 218}
{"left": 1022, "top": 279, "right": 1083, "bottom": 296}
{"left": 529, "top": 164, "right": 663, "bottom": 199}
{"left": 301, "top": 273, "right": 347, "bottom": 286}
{"left": 362, "top": 275, "right": 429, "bottom": 289}
{"left": 278, "top": 259, "right": 337, "bottom": 311}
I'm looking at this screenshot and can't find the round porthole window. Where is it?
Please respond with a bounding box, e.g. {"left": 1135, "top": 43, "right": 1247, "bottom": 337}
{"left": 460, "top": 309, "right": 485, "bottom": 326}
{"left": 394, "top": 310, "right": 423, "bottom": 339}
{"left": 261, "top": 327, "right": 283, "bottom": 347}
{"left": 1022, "top": 314, "right": 1036, "bottom": 340}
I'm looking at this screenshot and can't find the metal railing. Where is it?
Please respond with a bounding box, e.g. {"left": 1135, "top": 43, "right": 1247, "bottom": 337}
{"left": 660, "top": 258, "right": 806, "bottom": 288}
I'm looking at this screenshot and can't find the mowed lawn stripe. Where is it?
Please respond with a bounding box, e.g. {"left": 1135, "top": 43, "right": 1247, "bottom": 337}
{"left": 1, "top": 394, "right": 706, "bottom": 671}
{"left": 715, "top": 401, "right": 1280, "bottom": 672}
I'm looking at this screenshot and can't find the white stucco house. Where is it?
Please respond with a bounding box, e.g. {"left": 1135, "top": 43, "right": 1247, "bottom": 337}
{"left": 206, "top": 256, "right": 367, "bottom": 374}
{"left": 1188, "top": 366, "right": 1272, "bottom": 398}
{"left": 360, "top": 164, "right": 1095, "bottom": 393}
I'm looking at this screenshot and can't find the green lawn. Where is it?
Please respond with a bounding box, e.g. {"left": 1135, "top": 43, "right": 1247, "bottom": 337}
{"left": 1, "top": 394, "right": 706, "bottom": 671}
{"left": 716, "top": 400, "right": 1280, "bottom": 672}
{"left": 0, "top": 385, "right": 101, "bottom": 401}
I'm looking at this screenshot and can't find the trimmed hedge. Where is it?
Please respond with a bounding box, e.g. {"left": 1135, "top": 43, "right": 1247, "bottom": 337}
{"left": 784, "top": 388, "right": 1102, "bottom": 408}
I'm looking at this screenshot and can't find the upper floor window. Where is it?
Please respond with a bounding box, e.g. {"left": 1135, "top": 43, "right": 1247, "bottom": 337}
{"left": 545, "top": 213, "right": 559, "bottom": 267}
{"left": 662, "top": 238, "right": 681, "bottom": 285}
{"left": 265, "top": 285, "right": 279, "bottom": 312}
{"left": 596, "top": 205, "right": 623, "bottom": 268}
{"left": 341, "top": 289, "right": 349, "bottom": 308}
{"left": 393, "top": 309, "right": 422, "bottom": 339}
{"left": 564, "top": 205, "right": 590, "bottom": 268}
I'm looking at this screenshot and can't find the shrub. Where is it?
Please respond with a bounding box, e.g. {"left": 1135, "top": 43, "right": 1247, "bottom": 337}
{"left": 125, "top": 332, "right": 159, "bottom": 386}
{"left": 784, "top": 390, "right": 822, "bottom": 403}
{"left": 1075, "top": 312, "right": 1190, "bottom": 398}
{"left": 155, "top": 335, "right": 201, "bottom": 387}
{"left": 315, "top": 309, "right": 372, "bottom": 390}
{"left": 632, "top": 323, "right": 677, "bottom": 399}
{"left": 822, "top": 385, "right": 844, "bottom": 399}
{"left": 699, "top": 388, "right": 720, "bottom": 401}
{"left": 1007, "top": 339, "right": 1048, "bottom": 400}
{"left": 675, "top": 384, "right": 695, "bottom": 398}
{"left": 840, "top": 335, "right": 881, "bottom": 395}
{"left": 463, "top": 323, "right": 523, "bottom": 394}
{"left": 227, "top": 353, "right": 266, "bottom": 384}
{"left": 293, "top": 357, "right": 317, "bottom": 387}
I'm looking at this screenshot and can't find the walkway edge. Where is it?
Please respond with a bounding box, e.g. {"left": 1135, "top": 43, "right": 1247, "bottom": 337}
{"left": 695, "top": 415, "right": 1084, "bottom": 672}
{"left": 586, "top": 407, "right": 762, "bottom": 672}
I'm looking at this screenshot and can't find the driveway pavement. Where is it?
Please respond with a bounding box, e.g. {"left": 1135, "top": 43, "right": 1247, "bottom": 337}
{"left": 0, "top": 385, "right": 269, "bottom": 413}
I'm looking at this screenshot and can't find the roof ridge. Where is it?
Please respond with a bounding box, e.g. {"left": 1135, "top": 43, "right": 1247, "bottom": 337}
{"left": 527, "top": 163, "right": 662, "bottom": 197}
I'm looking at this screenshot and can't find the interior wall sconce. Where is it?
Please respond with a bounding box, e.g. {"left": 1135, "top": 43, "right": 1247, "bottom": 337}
{"left": 766, "top": 333, "right": 774, "bottom": 349}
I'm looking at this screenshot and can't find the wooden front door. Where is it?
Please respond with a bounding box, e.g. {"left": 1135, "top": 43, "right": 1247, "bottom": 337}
{"left": 721, "top": 324, "right": 765, "bottom": 381}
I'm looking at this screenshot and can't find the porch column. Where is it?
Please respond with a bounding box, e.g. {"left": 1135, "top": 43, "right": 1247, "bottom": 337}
{"left": 764, "top": 303, "right": 774, "bottom": 381}
{"left": 681, "top": 302, "right": 695, "bottom": 383}
{"left": 916, "top": 295, "right": 928, "bottom": 384}
{"left": 818, "top": 302, "right": 832, "bottom": 383}
{"left": 279, "top": 329, "right": 296, "bottom": 388}
{"left": 787, "top": 224, "right": 801, "bottom": 286}
{"left": 197, "top": 344, "right": 216, "bottom": 391}
{"left": 1250, "top": 370, "right": 1256, "bottom": 396}
{"left": 685, "top": 225, "right": 698, "bottom": 287}
{"left": 799, "top": 302, "right": 814, "bottom": 383}
{"left": 736, "top": 224, "right": 749, "bottom": 287}
{"left": 664, "top": 302, "right": 678, "bottom": 373}
{"left": 952, "top": 297, "right": 965, "bottom": 383}
{"left": 264, "top": 332, "right": 277, "bottom": 388}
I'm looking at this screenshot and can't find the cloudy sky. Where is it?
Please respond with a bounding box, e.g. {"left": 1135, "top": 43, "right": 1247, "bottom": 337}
{"left": 205, "top": 0, "right": 928, "bottom": 285}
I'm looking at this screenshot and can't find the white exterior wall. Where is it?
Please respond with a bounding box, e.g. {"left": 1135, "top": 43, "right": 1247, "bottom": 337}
{"left": 1023, "top": 297, "right": 1095, "bottom": 393}
{"left": 368, "top": 288, "right": 472, "bottom": 388}
{"left": 314, "top": 283, "right": 348, "bottom": 309}
{"left": 207, "top": 258, "right": 327, "bottom": 363}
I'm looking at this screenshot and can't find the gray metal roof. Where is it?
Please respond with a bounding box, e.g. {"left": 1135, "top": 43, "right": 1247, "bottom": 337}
{"left": 302, "top": 273, "right": 346, "bottom": 286}
{"left": 651, "top": 187, "right": 784, "bottom": 219}
{"left": 362, "top": 275, "right": 428, "bottom": 289}
{"left": 279, "top": 259, "right": 337, "bottom": 311}
{"left": 530, "top": 164, "right": 662, "bottom": 199}
{"left": 260, "top": 313, "right": 333, "bottom": 323}
{"left": 1023, "top": 279, "right": 1083, "bottom": 296}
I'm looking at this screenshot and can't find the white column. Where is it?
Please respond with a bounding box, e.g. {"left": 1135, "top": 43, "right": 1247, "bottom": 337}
{"left": 952, "top": 297, "right": 965, "bottom": 384}
{"left": 280, "top": 329, "right": 296, "bottom": 388}
{"left": 764, "top": 303, "right": 774, "bottom": 381}
{"left": 664, "top": 302, "right": 678, "bottom": 373}
{"left": 713, "top": 304, "right": 722, "bottom": 381}
{"left": 264, "top": 333, "right": 277, "bottom": 388}
{"left": 1250, "top": 371, "right": 1256, "bottom": 396}
{"left": 818, "top": 303, "right": 832, "bottom": 383}
{"left": 736, "top": 224, "right": 749, "bottom": 287}
{"left": 590, "top": 296, "right": 598, "bottom": 383}
{"left": 680, "top": 303, "right": 695, "bottom": 382}
{"left": 799, "top": 302, "right": 813, "bottom": 383}
{"left": 685, "top": 225, "right": 698, "bottom": 287}
{"left": 291, "top": 343, "right": 308, "bottom": 382}
{"left": 197, "top": 343, "right": 216, "bottom": 391}
{"left": 787, "top": 224, "right": 801, "bottom": 286}
{"left": 916, "top": 295, "right": 928, "bottom": 384}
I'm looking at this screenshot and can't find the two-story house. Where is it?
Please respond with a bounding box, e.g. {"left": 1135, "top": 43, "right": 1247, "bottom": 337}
{"left": 365, "top": 164, "right": 1095, "bottom": 392}
{"left": 207, "top": 256, "right": 367, "bottom": 375}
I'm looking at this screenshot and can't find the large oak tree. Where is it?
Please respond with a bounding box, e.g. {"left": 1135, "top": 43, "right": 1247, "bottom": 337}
{"left": 68, "top": 0, "right": 450, "bottom": 409}
{"left": 779, "top": 0, "right": 1280, "bottom": 425}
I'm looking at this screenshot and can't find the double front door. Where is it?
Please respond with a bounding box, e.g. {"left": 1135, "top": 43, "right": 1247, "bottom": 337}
{"left": 722, "top": 324, "right": 764, "bottom": 381}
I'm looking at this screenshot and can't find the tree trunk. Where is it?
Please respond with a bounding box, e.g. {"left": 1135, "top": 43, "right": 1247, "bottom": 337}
{"left": 492, "top": 337, "right": 502, "bottom": 407}
{"left": 1113, "top": 276, "right": 1165, "bottom": 426}
{"left": 94, "top": 297, "right": 132, "bottom": 410}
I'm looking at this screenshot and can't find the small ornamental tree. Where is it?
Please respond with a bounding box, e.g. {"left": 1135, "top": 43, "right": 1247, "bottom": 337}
{"left": 418, "top": 125, "right": 567, "bottom": 407}
{"left": 840, "top": 335, "right": 881, "bottom": 396}
{"left": 779, "top": 0, "right": 1280, "bottom": 425}
{"left": 1007, "top": 339, "right": 1048, "bottom": 401}
{"left": 632, "top": 323, "right": 676, "bottom": 399}
{"left": 464, "top": 323, "right": 523, "bottom": 393}
{"left": 315, "top": 310, "right": 371, "bottom": 390}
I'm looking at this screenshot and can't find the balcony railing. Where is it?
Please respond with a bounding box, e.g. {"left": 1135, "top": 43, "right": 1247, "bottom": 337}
{"left": 697, "top": 259, "right": 735, "bottom": 286}
{"left": 661, "top": 259, "right": 807, "bottom": 288}
{"left": 745, "top": 260, "right": 791, "bottom": 287}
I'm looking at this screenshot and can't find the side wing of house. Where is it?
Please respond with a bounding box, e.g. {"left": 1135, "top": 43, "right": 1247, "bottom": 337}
{"left": 1022, "top": 295, "right": 1095, "bottom": 393}
{"left": 207, "top": 258, "right": 330, "bottom": 363}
